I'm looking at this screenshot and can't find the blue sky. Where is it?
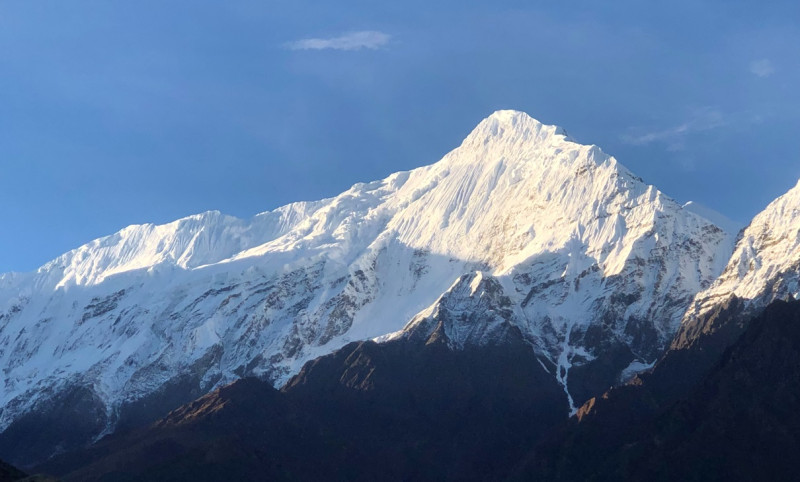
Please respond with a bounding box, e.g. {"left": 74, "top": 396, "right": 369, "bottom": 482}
{"left": 1, "top": 0, "right": 799, "bottom": 272}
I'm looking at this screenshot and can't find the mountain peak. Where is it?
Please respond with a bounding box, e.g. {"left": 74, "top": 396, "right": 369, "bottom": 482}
{"left": 484, "top": 110, "right": 564, "bottom": 132}
{"left": 463, "top": 110, "right": 570, "bottom": 149}
{"left": 485, "top": 109, "right": 540, "bottom": 123}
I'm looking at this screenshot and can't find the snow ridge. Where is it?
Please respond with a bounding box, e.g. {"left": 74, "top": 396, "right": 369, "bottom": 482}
{"left": 680, "top": 179, "right": 800, "bottom": 332}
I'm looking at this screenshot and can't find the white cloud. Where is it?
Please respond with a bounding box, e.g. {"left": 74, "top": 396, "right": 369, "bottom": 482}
{"left": 286, "top": 31, "right": 390, "bottom": 51}
{"left": 621, "top": 108, "right": 727, "bottom": 149}
{"left": 749, "top": 59, "right": 775, "bottom": 78}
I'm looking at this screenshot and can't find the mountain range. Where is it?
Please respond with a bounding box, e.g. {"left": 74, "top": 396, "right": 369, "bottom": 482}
{"left": 1, "top": 110, "right": 798, "bottom": 480}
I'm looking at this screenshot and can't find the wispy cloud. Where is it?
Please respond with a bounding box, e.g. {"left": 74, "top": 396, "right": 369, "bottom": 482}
{"left": 286, "top": 31, "right": 391, "bottom": 51}
{"left": 749, "top": 58, "right": 775, "bottom": 78}
{"left": 621, "top": 108, "right": 727, "bottom": 150}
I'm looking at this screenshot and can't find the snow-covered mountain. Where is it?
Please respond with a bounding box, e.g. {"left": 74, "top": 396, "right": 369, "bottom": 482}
{"left": 0, "top": 110, "right": 734, "bottom": 447}
{"left": 676, "top": 179, "right": 800, "bottom": 347}
{"left": 682, "top": 201, "right": 742, "bottom": 236}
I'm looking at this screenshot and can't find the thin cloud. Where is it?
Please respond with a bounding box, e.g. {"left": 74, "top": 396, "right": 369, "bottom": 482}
{"left": 286, "top": 31, "right": 391, "bottom": 51}
{"left": 621, "top": 108, "right": 727, "bottom": 150}
{"left": 749, "top": 59, "right": 775, "bottom": 78}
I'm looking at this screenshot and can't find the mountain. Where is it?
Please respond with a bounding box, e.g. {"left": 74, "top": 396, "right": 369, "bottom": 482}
{"left": 629, "top": 299, "right": 800, "bottom": 481}
{"left": 39, "top": 328, "right": 567, "bottom": 481}
{"left": 0, "top": 110, "right": 734, "bottom": 466}
{"left": 629, "top": 178, "right": 800, "bottom": 407}
{"left": 676, "top": 178, "right": 800, "bottom": 351}
{"left": 517, "top": 179, "right": 800, "bottom": 480}
{"left": 36, "top": 291, "right": 800, "bottom": 481}
{"left": 518, "top": 298, "right": 800, "bottom": 481}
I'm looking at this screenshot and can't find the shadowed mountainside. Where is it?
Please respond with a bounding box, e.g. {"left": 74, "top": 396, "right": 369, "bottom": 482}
{"left": 0, "top": 458, "right": 25, "bottom": 482}
{"left": 518, "top": 299, "right": 800, "bottom": 481}
{"left": 39, "top": 325, "right": 568, "bottom": 481}
{"left": 25, "top": 299, "right": 800, "bottom": 481}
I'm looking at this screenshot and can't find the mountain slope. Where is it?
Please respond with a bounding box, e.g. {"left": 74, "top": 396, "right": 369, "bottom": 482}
{"left": 38, "top": 300, "right": 800, "bottom": 481}
{"left": 519, "top": 299, "right": 800, "bottom": 481}
{"left": 0, "top": 111, "right": 733, "bottom": 465}
{"left": 681, "top": 201, "right": 741, "bottom": 236}
{"left": 0, "top": 458, "right": 25, "bottom": 482}
{"left": 39, "top": 328, "right": 567, "bottom": 482}
{"left": 675, "top": 178, "right": 800, "bottom": 350}
{"left": 517, "top": 179, "right": 800, "bottom": 480}
{"left": 634, "top": 299, "right": 800, "bottom": 481}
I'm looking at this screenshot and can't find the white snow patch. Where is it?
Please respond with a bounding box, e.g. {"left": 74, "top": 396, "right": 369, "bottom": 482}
{"left": 619, "top": 359, "right": 656, "bottom": 383}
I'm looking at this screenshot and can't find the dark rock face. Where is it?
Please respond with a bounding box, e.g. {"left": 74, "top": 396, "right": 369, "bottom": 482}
{"left": 0, "top": 348, "right": 224, "bottom": 470}
{"left": 634, "top": 295, "right": 751, "bottom": 406}
{"left": 0, "top": 385, "right": 108, "bottom": 469}
{"left": 38, "top": 328, "right": 569, "bottom": 481}
{"left": 632, "top": 299, "right": 800, "bottom": 481}
{"left": 518, "top": 299, "right": 800, "bottom": 481}
{"left": 114, "top": 351, "right": 223, "bottom": 433}
{"left": 0, "top": 458, "right": 25, "bottom": 482}
{"left": 566, "top": 335, "right": 637, "bottom": 407}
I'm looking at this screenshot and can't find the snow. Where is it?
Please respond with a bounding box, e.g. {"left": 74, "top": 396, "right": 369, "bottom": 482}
{"left": 682, "top": 178, "right": 800, "bottom": 326}
{"left": 682, "top": 201, "right": 742, "bottom": 237}
{"left": 619, "top": 359, "right": 656, "bottom": 383}
{"left": 0, "top": 110, "right": 735, "bottom": 432}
